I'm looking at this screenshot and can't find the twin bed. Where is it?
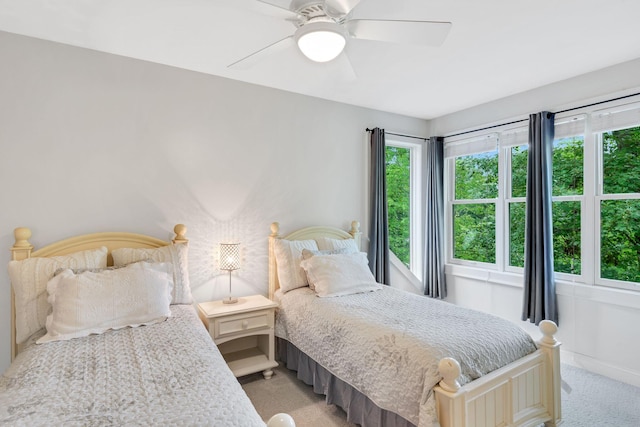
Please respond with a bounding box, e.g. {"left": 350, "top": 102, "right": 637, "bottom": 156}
{"left": 1, "top": 225, "right": 290, "bottom": 427}
{"left": 2, "top": 221, "right": 562, "bottom": 427}
{"left": 269, "top": 221, "right": 562, "bottom": 427}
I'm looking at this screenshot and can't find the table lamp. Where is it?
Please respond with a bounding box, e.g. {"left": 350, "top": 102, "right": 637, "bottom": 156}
{"left": 219, "top": 242, "right": 240, "bottom": 304}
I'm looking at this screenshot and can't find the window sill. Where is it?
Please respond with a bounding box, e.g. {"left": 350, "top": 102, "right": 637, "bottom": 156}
{"left": 445, "top": 263, "right": 523, "bottom": 288}
{"left": 445, "top": 264, "right": 640, "bottom": 310}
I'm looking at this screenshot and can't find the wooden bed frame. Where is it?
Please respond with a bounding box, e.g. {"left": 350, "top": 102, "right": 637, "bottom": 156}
{"left": 268, "top": 221, "right": 562, "bottom": 427}
{"left": 8, "top": 224, "right": 297, "bottom": 427}
{"left": 9, "top": 224, "right": 188, "bottom": 361}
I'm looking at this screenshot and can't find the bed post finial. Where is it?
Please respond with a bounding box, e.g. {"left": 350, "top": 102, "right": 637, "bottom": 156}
{"left": 270, "top": 222, "right": 280, "bottom": 237}
{"left": 349, "top": 221, "right": 362, "bottom": 250}
{"left": 11, "top": 227, "right": 34, "bottom": 261}
{"left": 539, "top": 319, "right": 558, "bottom": 345}
{"left": 13, "top": 227, "right": 32, "bottom": 248}
{"left": 438, "top": 357, "right": 462, "bottom": 392}
{"left": 173, "top": 224, "right": 188, "bottom": 244}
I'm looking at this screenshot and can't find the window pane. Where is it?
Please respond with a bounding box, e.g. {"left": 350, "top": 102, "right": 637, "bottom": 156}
{"left": 455, "top": 151, "right": 499, "bottom": 199}
{"left": 601, "top": 199, "right": 640, "bottom": 283}
{"left": 603, "top": 126, "right": 640, "bottom": 194}
{"left": 553, "top": 201, "right": 581, "bottom": 274}
{"left": 453, "top": 203, "right": 496, "bottom": 263}
{"left": 553, "top": 137, "right": 584, "bottom": 196}
{"left": 386, "top": 146, "right": 411, "bottom": 267}
{"left": 509, "top": 202, "right": 526, "bottom": 267}
{"left": 511, "top": 145, "right": 528, "bottom": 198}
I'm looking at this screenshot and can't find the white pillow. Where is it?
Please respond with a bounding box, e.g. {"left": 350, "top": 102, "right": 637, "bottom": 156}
{"left": 8, "top": 247, "right": 109, "bottom": 344}
{"left": 300, "top": 248, "right": 353, "bottom": 291}
{"left": 300, "top": 252, "right": 382, "bottom": 297}
{"left": 315, "top": 237, "right": 359, "bottom": 253}
{"left": 273, "top": 239, "right": 318, "bottom": 292}
{"left": 112, "top": 243, "right": 192, "bottom": 304}
{"left": 38, "top": 261, "right": 173, "bottom": 344}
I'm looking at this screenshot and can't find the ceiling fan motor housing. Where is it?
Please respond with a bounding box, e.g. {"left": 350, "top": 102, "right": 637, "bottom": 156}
{"left": 294, "top": 20, "right": 347, "bottom": 62}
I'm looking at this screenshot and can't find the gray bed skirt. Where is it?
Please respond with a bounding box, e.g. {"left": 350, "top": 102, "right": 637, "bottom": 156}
{"left": 276, "top": 337, "right": 415, "bottom": 427}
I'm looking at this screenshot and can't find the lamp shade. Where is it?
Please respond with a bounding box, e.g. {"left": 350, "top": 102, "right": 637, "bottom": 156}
{"left": 295, "top": 21, "right": 346, "bottom": 62}
{"left": 219, "top": 243, "right": 240, "bottom": 271}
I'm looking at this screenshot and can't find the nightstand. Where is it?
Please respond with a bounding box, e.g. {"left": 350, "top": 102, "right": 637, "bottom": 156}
{"left": 197, "top": 294, "right": 279, "bottom": 379}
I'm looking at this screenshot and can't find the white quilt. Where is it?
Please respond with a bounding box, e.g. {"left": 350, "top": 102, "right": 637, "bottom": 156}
{"left": 275, "top": 287, "right": 537, "bottom": 426}
{"left": 0, "top": 305, "right": 265, "bottom": 426}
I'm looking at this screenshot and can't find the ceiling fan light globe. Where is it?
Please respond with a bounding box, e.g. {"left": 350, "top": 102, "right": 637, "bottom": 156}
{"left": 295, "top": 22, "right": 346, "bottom": 62}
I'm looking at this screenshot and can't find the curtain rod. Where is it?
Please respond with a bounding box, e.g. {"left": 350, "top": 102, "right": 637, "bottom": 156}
{"left": 445, "top": 91, "right": 640, "bottom": 139}
{"left": 365, "top": 128, "right": 428, "bottom": 141}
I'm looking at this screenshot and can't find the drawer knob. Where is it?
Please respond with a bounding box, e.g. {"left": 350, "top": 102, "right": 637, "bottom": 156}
{"left": 242, "top": 320, "right": 249, "bottom": 329}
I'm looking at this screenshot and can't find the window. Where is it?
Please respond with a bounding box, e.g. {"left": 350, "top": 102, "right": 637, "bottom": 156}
{"left": 452, "top": 151, "right": 498, "bottom": 263}
{"left": 445, "top": 101, "right": 640, "bottom": 292}
{"left": 551, "top": 129, "right": 584, "bottom": 276}
{"left": 507, "top": 141, "right": 528, "bottom": 268}
{"left": 385, "top": 139, "right": 422, "bottom": 277}
{"left": 597, "top": 124, "right": 640, "bottom": 287}
{"left": 446, "top": 134, "right": 499, "bottom": 266}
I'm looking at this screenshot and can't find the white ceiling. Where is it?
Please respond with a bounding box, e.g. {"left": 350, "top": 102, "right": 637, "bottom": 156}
{"left": 1, "top": 0, "right": 640, "bottom": 119}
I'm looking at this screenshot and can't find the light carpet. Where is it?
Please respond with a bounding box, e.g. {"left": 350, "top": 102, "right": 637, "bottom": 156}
{"left": 240, "top": 363, "right": 640, "bottom": 427}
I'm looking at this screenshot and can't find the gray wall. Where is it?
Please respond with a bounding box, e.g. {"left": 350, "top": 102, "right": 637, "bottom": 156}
{"left": 0, "top": 31, "right": 428, "bottom": 372}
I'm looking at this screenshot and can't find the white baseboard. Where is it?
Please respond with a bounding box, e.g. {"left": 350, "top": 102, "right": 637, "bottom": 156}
{"left": 561, "top": 349, "right": 640, "bottom": 388}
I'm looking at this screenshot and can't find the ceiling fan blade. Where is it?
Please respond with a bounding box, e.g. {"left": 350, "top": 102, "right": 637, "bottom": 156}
{"left": 324, "top": 0, "right": 363, "bottom": 16}
{"left": 340, "top": 48, "right": 358, "bottom": 82}
{"left": 346, "top": 19, "right": 452, "bottom": 46}
{"left": 228, "top": 36, "right": 295, "bottom": 69}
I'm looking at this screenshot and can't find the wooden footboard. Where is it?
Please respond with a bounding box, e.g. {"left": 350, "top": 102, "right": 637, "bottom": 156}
{"left": 434, "top": 320, "right": 562, "bottom": 427}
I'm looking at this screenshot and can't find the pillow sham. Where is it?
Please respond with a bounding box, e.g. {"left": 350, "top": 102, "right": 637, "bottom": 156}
{"left": 38, "top": 261, "right": 173, "bottom": 344}
{"left": 300, "top": 252, "right": 382, "bottom": 297}
{"left": 8, "top": 246, "right": 109, "bottom": 344}
{"left": 112, "top": 243, "right": 192, "bottom": 304}
{"left": 273, "top": 239, "right": 318, "bottom": 292}
{"left": 315, "top": 237, "right": 359, "bottom": 253}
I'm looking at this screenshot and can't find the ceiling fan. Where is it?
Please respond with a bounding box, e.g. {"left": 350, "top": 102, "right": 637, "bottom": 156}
{"left": 227, "top": 0, "right": 452, "bottom": 68}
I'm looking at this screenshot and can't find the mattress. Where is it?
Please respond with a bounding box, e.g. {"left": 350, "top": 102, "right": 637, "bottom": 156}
{"left": 275, "top": 286, "right": 538, "bottom": 427}
{"left": 0, "top": 305, "right": 265, "bottom": 426}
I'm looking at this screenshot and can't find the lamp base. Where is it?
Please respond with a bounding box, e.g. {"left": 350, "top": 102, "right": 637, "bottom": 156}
{"left": 223, "top": 296, "right": 238, "bottom": 304}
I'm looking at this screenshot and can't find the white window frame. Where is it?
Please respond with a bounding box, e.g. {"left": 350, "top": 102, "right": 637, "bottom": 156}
{"left": 591, "top": 105, "right": 640, "bottom": 291}
{"left": 445, "top": 133, "right": 501, "bottom": 270}
{"left": 502, "top": 126, "right": 529, "bottom": 274}
{"left": 443, "top": 100, "right": 640, "bottom": 292}
{"left": 550, "top": 114, "right": 587, "bottom": 283}
{"left": 385, "top": 138, "right": 423, "bottom": 280}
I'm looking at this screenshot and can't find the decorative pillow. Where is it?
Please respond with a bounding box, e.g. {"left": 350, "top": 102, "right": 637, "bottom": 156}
{"left": 112, "top": 243, "right": 192, "bottom": 304}
{"left": 37, "top": 261, "right": 173, "bottom": 344}
{"left": 273, "top": 239, "right": 318, "bottom": 292}
{"left": 315, "top": 237, "right": 359, "bottom": 253}
{"left": 300, "top": 252, "right": 382, "bottom": 297}
{"left": 300, "top": 248, "right": 352, "bottom": 291}
{"left": 8, "top": 247, "right": 109, "bottom": 344}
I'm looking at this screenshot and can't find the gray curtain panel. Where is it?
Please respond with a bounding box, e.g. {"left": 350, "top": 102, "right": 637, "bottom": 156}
{"left": 424, "top": 136, "right": 446, "bottom": 298}
{"left": 368, "top": 127, "right": 390, "bottom": 285}
{"left": 522, "top": 112, "right": 558, "bottom": 325}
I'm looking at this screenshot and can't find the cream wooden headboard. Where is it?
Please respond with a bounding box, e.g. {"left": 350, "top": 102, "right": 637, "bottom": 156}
{"left": 9, "top": 224, "right": 188, "bottom": 361}
{"left": 268, "top": 221, "right": 361, "bottom": 300}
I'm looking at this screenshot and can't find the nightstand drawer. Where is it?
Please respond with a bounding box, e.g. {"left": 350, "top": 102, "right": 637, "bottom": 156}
{"left": 215, "top": 309, "right": 273, "bottom": 339}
